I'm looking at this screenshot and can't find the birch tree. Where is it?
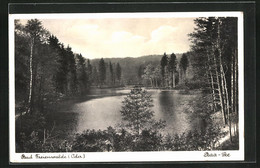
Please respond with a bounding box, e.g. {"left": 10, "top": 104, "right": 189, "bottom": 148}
{"left": 25, "top": 19, "right": 47, "bottom": 114}
{"left": 189, "top": 17, "right": 238, "bottom": 142}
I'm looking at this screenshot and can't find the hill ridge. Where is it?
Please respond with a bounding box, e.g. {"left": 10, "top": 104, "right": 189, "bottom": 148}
{"left": 90, "top": 53, "right": 183, "bottom": 84}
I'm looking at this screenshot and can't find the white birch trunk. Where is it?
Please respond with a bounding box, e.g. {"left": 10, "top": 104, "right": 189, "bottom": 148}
{"left": 212, "top": 45, "right": 225, "bottom": 125}
{"left": 27, "top": 38, "right": 34, "bottom": 114}
{"left": 216, "top": 21, "right": 228, "bottom": 125}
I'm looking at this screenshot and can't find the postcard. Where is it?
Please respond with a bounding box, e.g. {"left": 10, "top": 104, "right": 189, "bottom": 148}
{"left": 9, "top": 12, "right": 244, "bottom": 163}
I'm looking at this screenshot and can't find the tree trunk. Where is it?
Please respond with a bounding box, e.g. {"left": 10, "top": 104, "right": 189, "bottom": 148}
{"left": 212, "top": 47, "right": 226, "bottom": 125}
{"left": 43, "top": 128, "right": 46, "bottom": 144}
{"left": 150, "top": 78, "right": 153, "bottom": 87}
{"left": 179, "top": 69, "right": 182, "bottom": 84}
{"left": 206, "top": 69, "right": 215, "bottom": 112}
{"left": 231, "top": 50, "right": 234, "bottom": 114}
{"left": 206, "top": 51, "right": 217, "bottom": 112}
{"left": 165, "top": 67, "right": 168, "bottom": 87}
{"left": 38, "top": 75, "right": 43, "bottom": 112}
{"left": 172, "top": 71, "right": 175, "bottom": 88}
{"left": 27, "top": 38, "right": 34, "bottom": 114}
{"left": 219, "top": 64, "right": 228, "bottom": 125}
{"left": 231, "top": 49, "right": 235, "bottom": 139}
{"left": 223, "top": 67, "right": 232, "bottom": 142}
{"left": 209, "top": 70, "right": 217, "bottom": 112}
{"left": 234, "top": 48, "right": 238, "bottom": 135}
{"left": 183, "top": 69, "right": 186, "bottom": 83}
{"left": 216, "top": 21, "right": 228, "bottom": 125}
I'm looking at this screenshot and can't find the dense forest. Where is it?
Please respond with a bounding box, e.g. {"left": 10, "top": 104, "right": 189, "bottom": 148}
{"left": 15, "top": 17, "right": 239, "bottom": 152}
{"left": 15, "top": 19, "right": 123, "bottom": 112}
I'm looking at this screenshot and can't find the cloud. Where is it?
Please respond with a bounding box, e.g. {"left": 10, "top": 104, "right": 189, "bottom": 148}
{"left": 21, "top": 18, "right": 195, "bottom": 59}
{"left": 150, "top": 25, "right": 177, "bottom": 42}
{"left": 111, "top": 31, "right": 132, "bottom": 42}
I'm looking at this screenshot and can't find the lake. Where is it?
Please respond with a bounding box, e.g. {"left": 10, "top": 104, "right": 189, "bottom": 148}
{"left": 55, "top": 88, "right": 206, "bottom": 136}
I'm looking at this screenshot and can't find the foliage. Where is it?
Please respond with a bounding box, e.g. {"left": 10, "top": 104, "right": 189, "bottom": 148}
{"left": 25, "top": 19, "right": 49, "bottom": 42}
{"left": 98, "top": 58, "right": 106, "bottom": 85}
{"left": 15, "top": 20, "right": 30, "bottom": 102}
{"left": 70, "top": 120, "right": 224, "bottom": 152}
{"left": 163, "top": 124, "right": 223, "bottom": 151}
{"left": 137, "top": 65, "right": 144, "bottom": 80}
{"left": 71, "top": 127, "right": 164, "bottom": 152}
{"left": 16, "top": 112, "right": 46, "bottom": 152}
{"left": 15, "top": 19, "right": 95, "bottom": 152}
{"left": 180, "top": 53, "right": 189, "bottom": 73}
{"left": 75, "top": 53, "right": 88, "bottom": 94}
{"left": 15, "top": 19, "right": 95, "bottom": 110}
{"left": 168, "top": 53, "right": 177, "bottom": 73}
{"left": 160, "top": 52, "right": 168, "bottom": 78}
{"left": 116, "top": 63, "right": 122, "bottom": 83}
{"left": 189, "top": 17, "right": 239, "bottom": 140}
{"left": 120, "top": 88, "right": 156, "bottom": 135}
{"left": 109, "top": 62, "right": 115, "bottom": 85}
{"left": 142, "top": 64, "right": 154, "bottom": 86}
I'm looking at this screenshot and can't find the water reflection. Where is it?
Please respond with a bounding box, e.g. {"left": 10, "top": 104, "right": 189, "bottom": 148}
{"left": 155, "top": 91, "right": 191, "bottom": 135}
{"left": 57, "top": 89, "right": 204, "bottom": 136}
{"left": 74, "top": 96, "right": 123, "bottom": 132}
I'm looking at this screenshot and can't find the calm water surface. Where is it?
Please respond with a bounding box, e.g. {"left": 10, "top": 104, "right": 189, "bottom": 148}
{"left": 57, "top": 88, "right": 205, "bottom": 136}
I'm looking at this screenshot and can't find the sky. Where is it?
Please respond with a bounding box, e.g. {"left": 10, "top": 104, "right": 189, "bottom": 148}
{"left": 20, "top": 17, "right": 196, "bottom": 59}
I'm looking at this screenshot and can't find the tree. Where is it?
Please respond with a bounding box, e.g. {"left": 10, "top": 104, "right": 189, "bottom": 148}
{"left": 48, "top": 35, "right": 66, "bottom": 95}
{"left": 98, "top": 58, "right": 106, "bottom": 86}
{"left": 65, "top": 46, "right": 78, "bottom": 95}
{"left": 76, "top": 54, "right": 88, "bottom": 94}
{"left": 86, "top": 59, "right": 93, "bottom": 85}
{"left": 15, "top": 20, "right": 30, "bottom": 103}
{"left": 92, "top": 66, "right": 98, "bottom": 85}
{"left": 142, "top": 64, "right": 154, "bottom": 87}
{"left": 25, "top": 19, "right": 48, "bottom": 114}
{"left": 109, "top": 62, "right": 114, "bottom": 85}
{"left": 180, "top": 53, "right": 189, "bottom": 83}
{"left": 116, "top": 63, "right": 122, "bottom": 84}
{"left": 189, "top": 17, "right": 238, "bottom": 142}
{"left": 153, "top": 65, "right": 161, "bottom": 87}
{"left": 137, "top": 65, "right": 144, "bottom": 81}
{"left": 160, "top": 53, "right": 168, "bottom": 87}
{"left": 120, "top": 88, "right": 162, "bottom": 135}
{"left": 189, "top": 17, "right": 226, "bottom": 120}
{"left": 54, "top": 44, "right": 69, "bottom": 94}
{"left": 168, "top": 53, "right": 177, "bottom": 88}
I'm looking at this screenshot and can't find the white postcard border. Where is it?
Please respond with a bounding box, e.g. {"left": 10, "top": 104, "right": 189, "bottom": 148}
{"left": 9, "top": 12, "right": 244, "bottom": 163}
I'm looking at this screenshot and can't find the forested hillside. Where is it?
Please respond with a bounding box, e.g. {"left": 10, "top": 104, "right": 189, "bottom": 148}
{"left": 90, "top": 54, "right": 182, "bottom": 84}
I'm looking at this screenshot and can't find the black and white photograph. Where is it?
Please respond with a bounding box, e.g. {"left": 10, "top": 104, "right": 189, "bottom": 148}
{"left": 9, "top": 12, "right": 244, "bottom": 162}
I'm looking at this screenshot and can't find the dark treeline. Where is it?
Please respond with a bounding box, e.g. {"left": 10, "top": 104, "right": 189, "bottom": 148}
{"left": 138, "top": 52, "right": 189, "bottom": 88}
{"left": 95, "top": 58, "right": 122, "bottom": 87}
